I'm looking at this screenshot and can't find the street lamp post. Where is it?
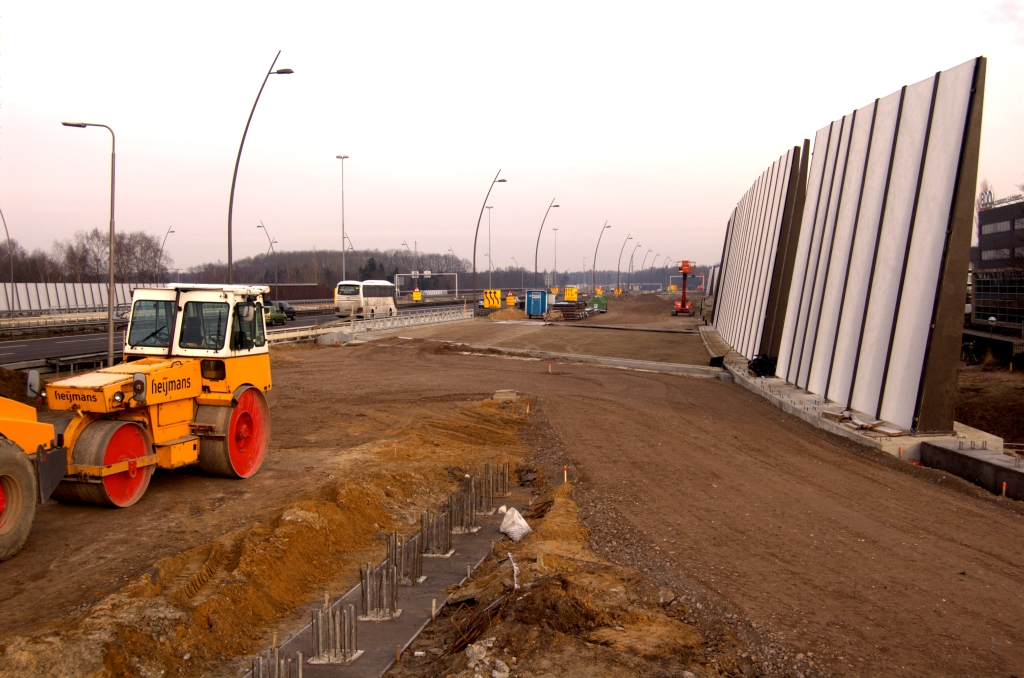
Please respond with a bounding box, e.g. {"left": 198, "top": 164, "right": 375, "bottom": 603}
{"left": 628, "top": 243, "right": 641, "bottom": 290}
{"left": 0, "top": 207, "right": 14, "bottom": 311}
{"left": 591, "top": 221, "right": 610, "bottom": 291}
{"left": 552, "top": 227, "right": 558, "bottom": 287}
{"left": 336, "top": 155, "right": 349, "bottom": 280}
{"left": 511, "top": 256, "right": 523, "bottom": 290}
{"left": 472, "top": 171, "right": 506, "bottom": 305}
{"left": 640, "top": 248, "right": 652, "bottom": 291}
{"left": 62, "top": 121, "right": 117, "bottom": 367}
{"left": 158, "top": 225, "right": 175, "bottom": 284}
{"left": 616, "top": 234, "right": 632, "bottom": 292}
{"left": 486, "top": 206, "right": 493, "bottom": 288}
{"left": 257, "top": 221, "right": 279, "bottom": 286}
{"left": 533, "top": 198, "right": 559, "bottom": 288}
{"left": 227, "top": 51, "right": 293, "bottom": 284}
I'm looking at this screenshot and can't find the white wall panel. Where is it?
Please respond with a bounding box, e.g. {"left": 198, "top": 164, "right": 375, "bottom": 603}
{"left": 850, "top": 76, "right": 935, "bottom": 416}
{"left": 797, "top": 115, "right": 853, "bottom": 388}
{"left": 788, "top": 123, "right": 841, "bottom": 383}
{"left": 826, "top": 92, "right": 901, "bottom": 405}
{"left": 714, "top": 148, "right": 801, "bottom": 360}
{"left": 879, "top": 61, "right": 976, "bottom": 426}
{"left": 731, "top": 176, "right": 761, "bottom": 349}
{"left": 751, "top": 153, "right": 793, "bottom": 356}
{"left": 777, "top": 126, "right": 830, "bottom": 381}
{"left": 739, "top": 171, "right": 770, "bottom": 349}
{"left": 807, "top": 105, "right": 873, "bottom": 396}
{"left": 741, "top": 162, "right": 778, "bottom": 355}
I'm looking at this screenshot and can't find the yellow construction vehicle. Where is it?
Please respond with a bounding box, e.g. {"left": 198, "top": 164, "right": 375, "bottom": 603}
{"left": 0, "top": 398, "right": 66, "bottom": 560}
{"left": 43, "top": 283, "right": 273, "bottom": 509}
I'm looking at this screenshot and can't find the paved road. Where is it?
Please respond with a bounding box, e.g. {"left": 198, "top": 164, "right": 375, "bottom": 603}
{"left": 0, "top": 314, "right": 340, "bottom": 366}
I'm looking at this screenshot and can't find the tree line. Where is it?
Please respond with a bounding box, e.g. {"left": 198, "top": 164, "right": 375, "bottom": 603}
{"left": 180, "top": 248, "right": 706, "bottom": 291}
{"left": 0, "top": 229, "right": 711, "bottom": 292}
{"left": 0, "top": 229, "right": 170, "bottom": 283}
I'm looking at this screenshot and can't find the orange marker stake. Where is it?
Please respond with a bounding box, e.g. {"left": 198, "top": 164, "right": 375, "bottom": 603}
{"left": 899, "top": 446, "right": 903, "bottom": 460}
{"left": 563, "top": 466, "right": 567, "bottom": 483}
{"left": 1003, "top": 482, "right": 1008, "bottom": 497}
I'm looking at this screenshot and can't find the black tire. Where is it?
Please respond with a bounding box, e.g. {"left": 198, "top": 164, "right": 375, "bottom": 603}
{"left": 0, "top": 438, "right": 36, "bottom": 561}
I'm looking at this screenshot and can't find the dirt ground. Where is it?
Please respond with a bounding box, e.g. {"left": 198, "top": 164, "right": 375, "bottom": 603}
{"left": 955, "top": 364, "right": 1024, "bottom": 444}
{"left": 392, "top": 296, "right": 713, "bottom": 366}
{"left": 1, "top": 303, "right": 1023, "bottom": 677}
{"left": 577, "top": 293, "right": 710, "bottom": 329}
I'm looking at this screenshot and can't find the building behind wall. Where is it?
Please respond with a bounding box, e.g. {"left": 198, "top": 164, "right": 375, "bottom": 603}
{"left": 973, "top": 193, "right": 1024, "bottom": 329}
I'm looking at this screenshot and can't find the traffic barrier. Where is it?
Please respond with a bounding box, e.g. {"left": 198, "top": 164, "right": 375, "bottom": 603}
{"left": 270, "top": 306, "right": 474, "bottom": 345}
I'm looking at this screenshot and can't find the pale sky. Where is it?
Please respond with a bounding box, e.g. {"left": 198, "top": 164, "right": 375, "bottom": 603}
{"left": 2, "top": 1, "right": 1022, "bottom": 274}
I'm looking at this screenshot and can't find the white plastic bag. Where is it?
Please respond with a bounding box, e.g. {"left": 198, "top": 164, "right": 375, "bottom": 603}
{"left": 499, "top": 508, "right": 532, "bottom": 542}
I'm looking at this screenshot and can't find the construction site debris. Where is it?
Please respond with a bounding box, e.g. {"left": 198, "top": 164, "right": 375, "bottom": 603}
{"left": 499, "top": 507, "right": 531, "bottom": 541}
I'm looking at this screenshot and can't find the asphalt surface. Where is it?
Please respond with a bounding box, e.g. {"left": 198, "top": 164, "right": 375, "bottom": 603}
{"left": 0, "top": 314, "right": 339, "bottom": 366}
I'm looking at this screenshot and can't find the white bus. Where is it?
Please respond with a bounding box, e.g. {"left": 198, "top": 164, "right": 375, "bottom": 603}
{"left": 334, "top": 280, "right": 397, "bottom": 319}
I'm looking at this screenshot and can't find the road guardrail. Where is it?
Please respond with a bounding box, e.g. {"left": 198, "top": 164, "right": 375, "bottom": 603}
{"left": 266, "top": 306, "right": 473, "bottom": 345}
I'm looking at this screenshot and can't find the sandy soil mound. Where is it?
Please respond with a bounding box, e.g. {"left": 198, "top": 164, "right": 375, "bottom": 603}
{"left": 488, "top": 307, "right": 527, "bottom": 321}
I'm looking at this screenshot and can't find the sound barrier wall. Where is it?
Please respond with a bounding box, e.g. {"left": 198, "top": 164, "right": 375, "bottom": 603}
{"left": 711, "top": 144, "right": 808, "bottom": 360}
{"left": 712, "top": 57, "right": 985, "bottom": 432}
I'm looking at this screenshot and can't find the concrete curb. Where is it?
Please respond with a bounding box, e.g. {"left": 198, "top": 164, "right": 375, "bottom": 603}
{"left": 559, "top": 324, "right": 699, "bottom": 335}
{"left": 449, "top": 343, "right": 724, "bottom": 378}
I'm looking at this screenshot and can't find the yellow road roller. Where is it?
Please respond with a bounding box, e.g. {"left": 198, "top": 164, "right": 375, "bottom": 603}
{"left": 0, "top": 398, "right": 66, "bottom": 560}
{"left": 43, "top": 284, "right": 274, "bottom": 509}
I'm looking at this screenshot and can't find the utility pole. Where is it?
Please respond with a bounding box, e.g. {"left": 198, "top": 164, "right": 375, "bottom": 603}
{"left": 486, "top": 206, "right": 493, "bottom": 288}
{"left": 336, "top": 154, "right": 349, "bottom": 280}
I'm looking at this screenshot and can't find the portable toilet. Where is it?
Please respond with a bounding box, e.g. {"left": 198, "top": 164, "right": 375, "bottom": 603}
{"left": 525, "top": 290, "right": 548, "bottom": 318}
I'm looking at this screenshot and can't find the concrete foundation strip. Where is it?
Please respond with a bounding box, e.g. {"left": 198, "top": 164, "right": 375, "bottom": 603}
{"left": 440, "top": 341, "right": 724, "bottom": 378}
{"left": 243, "top": 460, "right": 515, "bottom": 677}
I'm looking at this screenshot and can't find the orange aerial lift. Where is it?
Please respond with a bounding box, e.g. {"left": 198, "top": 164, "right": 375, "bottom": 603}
{"left": 672, "top": 260, "right": 694, "bottom": 316}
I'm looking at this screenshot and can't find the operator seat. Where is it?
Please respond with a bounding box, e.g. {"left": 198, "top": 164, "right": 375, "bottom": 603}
{"left": 180, "top": 316, "right": 204, "bottom": 348}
